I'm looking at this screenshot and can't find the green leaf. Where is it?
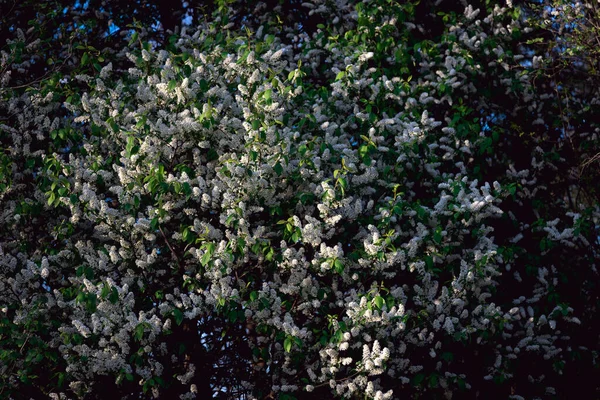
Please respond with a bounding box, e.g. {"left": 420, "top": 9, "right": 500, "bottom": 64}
{"left": 263, "top": 89, "right": 272, "bottom": 101}
{"left": 200, "top": 242, "right": 215, "bottom": 266}
{"left": 273, "top": 162, "right": 283, "bottom": 175}
{"left": 374, "top": 296, "right": 384, "bottom": 309}
{"left": 126, "top": 136, "right": 139, "bottom": 157}
{"left": 134, "top": 323, "right": 145, "bottom": 341}
{"left": 358, "top": 144, "right": 369, "bottom": 158}
{"left": 199, "top": 79, "right": 209, "bottom": 91}
{"left": 333, "top": 259, "right": 344, "bottom": 274}
{"left": 182, "top": 227, "right": 193, "bottom": 243}
{"left": 109, "top": 287, "right": 119, "bottom": 304}
{"left": 335, "top": 71, "right": 346, "bottom": 81}
{"left": 265, "top": 247, "right": 274, "bottom": 261}
{"left": 85, "top": 293, "right": 97, "bottom": 312}
{"left": 57, "top": 372, "right": 66, "bottom": 387}
{"left": 172, "top": 309, "right": 184, "bottom": 326}
{"left": 413, "top": 373, "right": 425, "bottom": 386}
{"left": 284, "top": 337, "right": 292, "bottom": 353}
{"left": 228, "top": 310, "right": 238, "bottom": 322}
{"left": 129, "top": 31, "right": 139, "bottom": 45}
{"left": 429, "top": 374, "right": 439, "bottom": 388}
{"left": 200, "top": 250, "right": 211, "bottom": 266}
{"left": 100, "top": 283, "right": 110, "bottom": 299}
{"left": 108, "top": 118, "right": 120, "bottom": 133}
{"left": 441, "top": 352, "right": 454, "bottom": 362}
{"left": 168, "top": 80, "right": 177, "bottom": 91}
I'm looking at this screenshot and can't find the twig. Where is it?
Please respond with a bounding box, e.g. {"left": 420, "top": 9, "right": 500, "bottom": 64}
{"left": 158, "top": 225, "right": 182, "bottom": 271}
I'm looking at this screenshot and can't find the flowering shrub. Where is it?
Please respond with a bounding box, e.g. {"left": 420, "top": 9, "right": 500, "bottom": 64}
{"left": 1, "top": 0, "right": 598, "bottom": 399}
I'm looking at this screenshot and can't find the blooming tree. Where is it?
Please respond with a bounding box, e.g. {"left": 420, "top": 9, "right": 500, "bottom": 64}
{"left": 1, "top": 0, "right": 598, "bottom": 399}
